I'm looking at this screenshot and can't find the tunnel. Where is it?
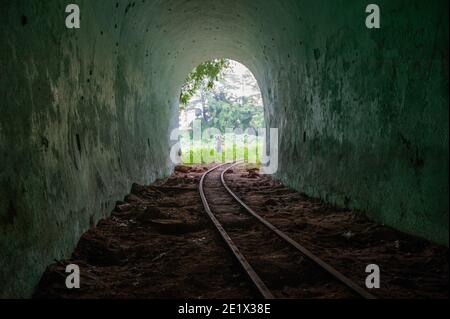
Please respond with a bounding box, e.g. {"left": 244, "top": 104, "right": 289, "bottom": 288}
{"left": 0, "top": 0, "right": 448, "bottom": 298}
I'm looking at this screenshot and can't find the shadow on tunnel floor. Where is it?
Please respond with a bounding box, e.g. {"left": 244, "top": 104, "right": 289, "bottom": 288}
{"left": 33, "top": 165, "right": 449, "bottom": 299}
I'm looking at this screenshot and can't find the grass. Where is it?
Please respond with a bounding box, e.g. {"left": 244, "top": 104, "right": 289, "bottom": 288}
{"left": 180, "top": 138, "right": 264, "bottom": 165}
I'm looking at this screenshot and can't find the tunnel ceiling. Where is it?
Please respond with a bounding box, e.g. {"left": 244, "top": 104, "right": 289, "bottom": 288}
{"left": 0, "top": 0, "right": 448, "bottom": 297}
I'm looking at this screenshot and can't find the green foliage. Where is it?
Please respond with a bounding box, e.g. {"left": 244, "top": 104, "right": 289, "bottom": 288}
{"left": 179, "top": 59, "right": 265, "bottom": 165}
{"left": 181, "top": 142, "right": 263, "bottom": 165}
{"left": 180, "top": 59, "right": 229, "bottom": 106}
{"left": 181, "top": 58, "right": 265, "bottom": 136}
{"left": 201, "top": 97, "right": 264, "bottom": 132}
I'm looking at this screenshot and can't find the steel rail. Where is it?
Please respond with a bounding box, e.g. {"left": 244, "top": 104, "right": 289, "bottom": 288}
{"left": 220, "top": 161, "right": 377, "bottom": 299}
{"left": 199, "top": 163, "right": 275, "bottom": 299}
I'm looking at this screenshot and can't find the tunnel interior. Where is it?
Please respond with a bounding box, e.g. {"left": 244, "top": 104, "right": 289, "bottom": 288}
{"left": 0, "top": 0, "right": 448, "bottom": 297}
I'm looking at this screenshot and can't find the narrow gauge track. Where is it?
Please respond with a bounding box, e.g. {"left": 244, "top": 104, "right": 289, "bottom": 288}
{"left": 199, "top": 162, "right": 377, "bottom": 299}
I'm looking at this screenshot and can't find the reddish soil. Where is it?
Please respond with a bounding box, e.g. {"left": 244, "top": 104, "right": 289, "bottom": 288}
{"left": 34, "top": 164, "right": 449, "bottom": 299}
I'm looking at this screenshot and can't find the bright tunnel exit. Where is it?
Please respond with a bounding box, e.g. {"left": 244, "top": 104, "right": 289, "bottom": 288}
{"left": 177, "top": 59, "right": 266, "bottom": 165}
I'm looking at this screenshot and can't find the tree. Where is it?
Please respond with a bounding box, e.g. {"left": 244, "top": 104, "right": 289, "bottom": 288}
{"left": 182, "top": 59, "right": 265, "bottom": 133}
{"left": 180, "top": 59, "right": 229, "bottom": 108}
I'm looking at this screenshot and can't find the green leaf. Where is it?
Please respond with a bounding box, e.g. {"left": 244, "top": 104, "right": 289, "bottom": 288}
{"left": 180, "top": 59, "right": 230, "bottom": 105}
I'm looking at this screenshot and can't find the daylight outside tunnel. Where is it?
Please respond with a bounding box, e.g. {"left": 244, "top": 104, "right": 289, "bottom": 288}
{"left": 0, "top": 0, "right": 448, "bottom": 305}
{"left": 174, "top": 59, "right": 268, "bottom": 167}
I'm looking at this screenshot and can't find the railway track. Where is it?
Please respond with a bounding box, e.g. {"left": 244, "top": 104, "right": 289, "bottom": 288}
{"left": 199, "top": 162, "right": 377, "bottom": 299}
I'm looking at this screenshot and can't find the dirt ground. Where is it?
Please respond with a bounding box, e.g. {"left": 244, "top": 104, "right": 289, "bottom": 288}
{"left": 34, "top": 164, "right": 449, "bottom": 299}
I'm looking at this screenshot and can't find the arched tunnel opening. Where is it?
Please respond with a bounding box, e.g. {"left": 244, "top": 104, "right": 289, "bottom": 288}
{"left": 177, "top": 59, "right": 266, "bottom": 165}
{"left": 0, "top": 0, "right": 448, "bottom": 300}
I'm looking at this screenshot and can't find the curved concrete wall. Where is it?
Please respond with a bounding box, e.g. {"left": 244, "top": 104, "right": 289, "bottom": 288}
{"left": 0, "top": 0, "right": 448, "bottom": 297}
